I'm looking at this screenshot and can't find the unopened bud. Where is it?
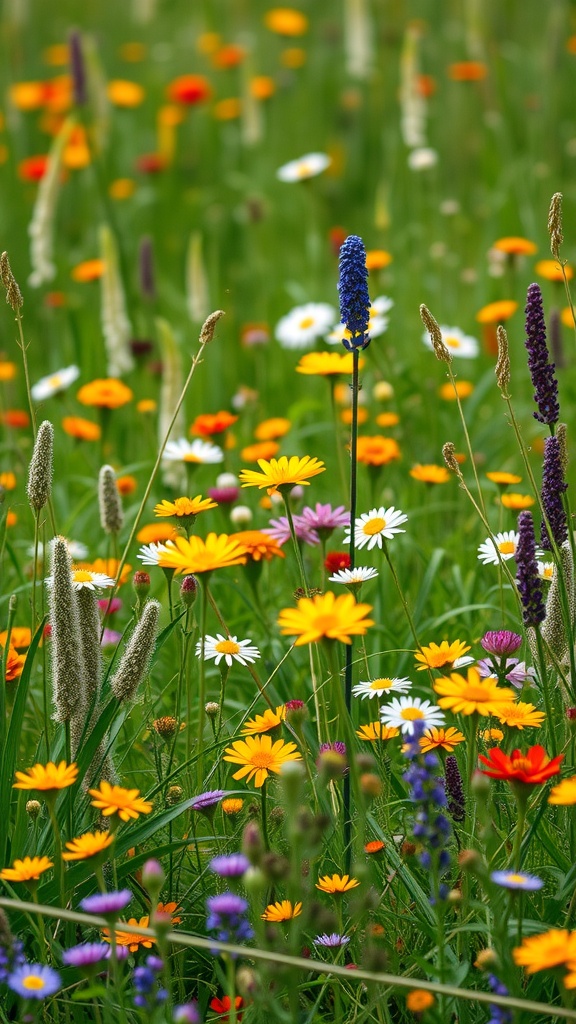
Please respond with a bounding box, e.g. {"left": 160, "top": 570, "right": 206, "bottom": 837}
{"left": 153, "top": 716, "right": 178, "bottom": 741}
{"left": 133, "top": 570, "right": 151, "bottom": 596}
{"left": 474, "top": 947, "right": 500, "bottom": 971}
{"left": 470, "top": 770, "right": 491, "bottom": 798}
{"left": 242, "top": 820, "right": 264, "bottom": 866}
{"left": 166, "top": 785, "right": 184, "bottom": 805}
{"left": 284, "top": 699, "right": 308, "bottom": 728}
{"left": 205, "top": 701, "right": 219, "bottom": 719}
{"left": 360, "top": 772, "right": 382, "bottom": 798}
{"left": 236, "top": 966, "right": 259, "bottom": 998}
{"left": 142, "top": 858, "right": 165, "bottom": 897}
{"left": 26, "top": 799, "right": 41, "bottom": 819}
{"left": 458, "top": 848, "right": 483, "bottom": 871}
{"left": 180, "top": 574, "right": 198, "bottom": 606}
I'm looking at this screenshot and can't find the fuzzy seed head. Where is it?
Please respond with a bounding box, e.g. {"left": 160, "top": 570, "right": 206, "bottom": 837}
{"left": 420, "top": 304, "right": 452, "bottom": 364}
{"left": 200, "top": 309, "right": 225, "bottom": 345}
{"left": 110, "top": 598, "right": 160, "bottom": 702}
{"left": 0, "top": 251, "right": 23, "bottom": 310}
{"left": 548, "top": 192, "right": 563, "bottom": 261}
{"left": 27, "top": 420, "right": 54, "bottom": 512}
{"left": 442, "top": 442, "right": 460, "bottom": 475}
{"left": 49, "top": 537, "right": 87, "bottom": 722}
{"left": 98, "top": 464, "right": 124, "bottom": 535}
{"left": 495, "top": 326, "right": 511, "bottom": 398}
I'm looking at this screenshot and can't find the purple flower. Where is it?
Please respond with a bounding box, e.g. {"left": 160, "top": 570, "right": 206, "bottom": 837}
{"left": 313, "top": 933, "right": 350, "bottom": 947}
{"left": 98, "top": 597, "right": 122, "bottom": 614}
{"left": 540, "top": 435, "right": 568, "bottom": 550}
{"left": 208, "top": 485, "right": 239, "bottom": 504}
{"left": 524, "top": 282, "right": 559, "bottom": 425}
{"left": 209, "top": 854, "right": 250, "bottom": 878}
{"left": 338, "top": 235, "right": 371, "bottom": 351}
{"left": 0, "top": 939, "right": 25, "bottom": 984}
{"left": 80, "top": 889, "right": 132, "bottom": 916}
{"left": 62, "top": 942, "right": 110, "bottom": 969}
{"left": 132, "top": 955, "right": 167, "bottom": 1010}
{"left": 319, "top": 741, "right": 346, "bottom": 756}
{"left": 299, "top": 503, "right": 350, "bottom": 538}
{"left": 490, "top": 870, "right": 544, "bottom": 892}
{"left": 7, "top": 963, "right": 62, "bottom": 1000}
{"left": 504, "top": 661, "right": 537, "bottom": 688}
{"left": 191, "top": 790, "right": 225, "bottom": 811}
{"left": 487, "top": 974, "right": 513, "bottom": 1024}
{"left": 173, "top": 1004, "right": 201, "bottom": 1023}
{"left": 516, "top": 511, "right": 546, "bottom": 627}
{"left": 480, "top": 631, "right": 522, "bottom": 656}
{"left": 206, "top": 892, "right": 254, "bottom": 950}
{"left": 101, "top": 628, "right": 122, "bottom": 647}
{"left": 445, "top": 755, "right": 465, "bottom": 823}
{"left": 263, "top": 516, "right": 319, "bottom": 546}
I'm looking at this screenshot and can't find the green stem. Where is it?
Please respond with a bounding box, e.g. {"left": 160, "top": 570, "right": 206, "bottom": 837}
{"left": 282, "top": 494, "right": 309, "bottom": 595}
{"left": 261, "top": 779, "right": 269, "bottom": 850}
{"left": 511, "top": 793, "right": 528, "bottom": 871}
{"left": 196, "top": 577, "right": 210, "bottom": 786}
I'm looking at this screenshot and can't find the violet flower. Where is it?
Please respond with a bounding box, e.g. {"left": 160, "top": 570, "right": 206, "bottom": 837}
{"left": 524, "top": 282, "right": 559, "bottom": 426}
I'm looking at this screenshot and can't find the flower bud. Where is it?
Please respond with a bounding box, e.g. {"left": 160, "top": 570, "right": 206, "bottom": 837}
{"left": 230, "top": 505, "right": 253, "bottom": 526}
{"left": 205, "top": 701, "right": 220, "bottom": 719}
{"left": 153, "top": 716, "right": 178, "bottom": 742}
{"left": 133, "top": 570, "right": 151, "bottom": 597}
{"left": 26, "top": 799, "right": 41, "bottom": 819}
{"left": 242, "top": 820, "right": 264, "bottom": 866}
{"left": 474, "top": 947, "right": 500, "bottom": 971}
{"left": 180, "top": 574, "right": 198, "bottom": 607}
{"left": 284, "top": 699, "right": 308, "bottom": 728}
{"left": 166, "top": 785, "right": 184, "bottom": 805}
{"left": 360, "top": 772, "right": 382, "bottom": 798}
{"left": 142, "top": 858, "right": 165, "bottom": 897}
{"left": 236, "top": 966, "right": 259, "bottom": 998}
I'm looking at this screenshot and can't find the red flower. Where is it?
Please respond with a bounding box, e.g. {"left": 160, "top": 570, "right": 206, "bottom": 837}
{"left": 479, "top": 745, "right": 564, "bottom": 785}
{"left": 209, "top": 995, "right": 244, "bottom": 1021}
{"left": 166, "top": 74, "right": 212, "bottom": 105}
{"left": 324, "top": 551, "right": 351, "bottom": 573}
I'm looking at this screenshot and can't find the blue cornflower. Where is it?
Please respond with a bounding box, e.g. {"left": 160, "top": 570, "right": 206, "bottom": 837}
{"left": 338, "top": 235, "right": 371, "bottom": 351}
{"left": 0, "top": 937, "right": 25, "bottom": 984}
{"left": 80, "top": 889, "right": 132, "bottom": 917}
{"left": 7, "top": 963, "right": 62, "bottom": 1000}
{"left": 487, "top": 974, "right": 513, "bottom": 1024}
{"left": 209, "top": 853, "right": 250, "bottom": 878}
{"left": 62, "top": 942, "right": 110, "bottom": 970}
{"left": 206, "top": 892, "right": 254, "bottom": 954}
{"left": 132, "top": 955, "right": 167, "bottom": 1010}
{"left": 490, "top": 870, "right": 544, "bottom": 892}
{"left": 313, "top": 933, "right": 350, "bottom": 947}
{"left": 403, "top": 722, "right": 452, "bottom": 903}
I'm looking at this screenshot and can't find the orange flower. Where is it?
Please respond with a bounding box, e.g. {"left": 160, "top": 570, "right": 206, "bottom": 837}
{"left": 365, "top": 249, "right": 392, "bottom": 270}
{"left": 375, "top": 411, "right": 399, "bottom": 427}
{"left": 364, "top": 840, "right": 385, "bottom": 854}
{"left": 486, "top": 471, "right": 521, "bottom": 486}
{"left": 214, "top": 98, "right": 242, "bottom": 120}
{"left": 3, "top": 409, "right": 30, "bottom": 428}
{"left": 476, "top": 300, "right": 518, "bottom": 324}
{"left": 492, "top": 237, "right": 537, "bottom": 256}
{"left": 0, "top": 361, "right": 17, "bottom": 381}
{"left": 264, "top": 8, "right": 308, "bottom": 35}
{"left": 535, "top": 259, "right": 573, "bottom": 282}
{"left": 439, "top": 380, "right": 474, "bottom": 400}
{"left": 190, "top": 411, "right": 238, "bottom": 437}
{"left": 116, "top": 475, "right": 137, "bottom": 496}
{"left": 500, "top": 493, "right": 535, "bottom": 510}
{"left": 4, "top": 646, "right": 25, "bottom": 681}
{"left": 356, "top": 436, "right": 401, "bottom": 466}
{"left": 254, "top": 418, "right": 291, "bottom": 441}
{"left": 137, "top": 398, "right": 157, "bottom": 414}
{"left": 0, "top": 472, "right": 16, "bottom": 490}
{"left": 229, "top": 530, "right": 285, "bottom": 562}
{"left": 103, "top": 917, "right": 154, "bottom": 952}
{"left": 89, "top": 780, "right": 153, "bottom": 821}
{"left": 212, "top": 44, "right": 245, "bottom": 68}
{"left": 136, "top": 523, "right": 178, "bottom": 544}
{"left": 109, "top": 178, "right": 137, "bottom": 200}
{"left": 561, "top": 307, "right": 576, "bottom": 328}
{"left": 0, "top": 627, "right": 31, "bottom": 651}
{"left": 241, "top": 441, "right": 280, "bottom": 462}
{"left": 10, "top": 81, "right": 48, "bottom": 111}
{"left": 62, "top": 416, "right": 101, "bottom": 441}
{"left": 155, "top": 901, "right": 182, "bottom": 925}
{"left": 409, "top": 464, "right": 450, "bottom": 484}
{"left": 107, "top": 80, "right": 145, "bottom": 107}
{"left": 448, "top": 61, "right": 487, "bottom": 81}
{"left": 406, "top": 990, "right": 435, "bottom": 1012}
{"left": 341, "top": 407, "right": 369, "bottom": 425}
{"left": 250, "top": 76, "right": 276, "bottom": 100}
{"left": 166, "top": 74, "right": 212, "bottom": 105}
{"left": 479, "top": 745, "right": 564, "bottom": 785}
{"left": 71, "top": 258, "right": 105, "bottom": 282}
{"left": 77, "top": 379, "right": 133, "bottom": 409}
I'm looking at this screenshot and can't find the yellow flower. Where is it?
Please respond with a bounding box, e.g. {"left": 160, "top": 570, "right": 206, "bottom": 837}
{"left": 88, "top": 780, "right": 153, "bottom": 822}
{"left": 107, "top": 79, "right": 145, "bottom": 107}
{"left": 103, "top": 918, "right": 154, "bottom": 952}
{"left": 492, "top": 237, "right": 537, "bottom": 256}
{"left": 356, "top": 722, "right": 400, "bottom": 741}
{"left": 406, "top": 990, "right": 435, "bottom": 1013}
{"left": 154, "top": 495, "right": 218, "bottom": 518}
{"left": 221, "top": 798, "right": 244, "bottom": 815}
{"left": 494, "top": 702, "right": 545, "bottom": 730}
{"left": 239, "top": 455, "right": 325, "bottom": 492}
{"left": 433, "top": 668, "right": 516, "bottom": 716}
{"left": 439, "top": 380, "right": 474, "bottom": 400}
{"left": 316, "top": 873, "right": 360, "bottom": 894}
{"left": 419, "top": 727, "right": 466, "bottom": 752}
{"left": 0, "top": 856, "right": 53, "bottom": 882}
{"left": 13, "top": 761, "right": 78, "bottom": 792}
{"left": 264, "top": 7, "right": 308, "bottom": 35}
{"left": 242, "top": 706, "right": 286, "bottom": 735}
{"left": 158, "top": 534, "right": 248, "bottom": 575}
{"left": 0, "top": 361, "right": 17, "bottom": 381}
{"left": 548, "top": 776, "right": 576, "bottom": 805}
{"left": 295, "top": 352, "right": 362, "bottom": 375}
{"left": 476, "top": 300, "right": 518, "bottom": 324}
{"left": 77, "top": 378, "right": 133, "bottom": 409}
{"left": 366, "top": 249, "right": 392, "bottom": 270}
{"left": 261, "top": 900, "right": 302, "bottom": 921}
{"left": 414, "top": 640, "right": 470, "bottom": 671}
{"left": 278, "top": 591, "right": 374, "bottom": 646}
{"left": 535, "top": 259, "right": 573, "bottom": 282}
{"left": 486, "top": 471, "right": 522, "bottom": 486}
{"left": 229, "top": 531, "right": 285, "bottom": 562}
{"left": 62, "top": 831, "right": 115, "bottom": 861}
{"left": 481, "top": 727, "right": 504, "bottom": 743}
{"left": 223, "top": 735, "right": 301, "bottom": 788}
{"left": 409, "top": 464, "right": 450, "bottom": 484}
{"left": 500, "top": 493, "right": 535, "bottom": 510}
{"left": 513, "top": 929, "right": 576, "bottom": 973}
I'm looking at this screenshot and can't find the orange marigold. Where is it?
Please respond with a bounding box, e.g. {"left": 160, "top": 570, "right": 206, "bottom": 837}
{"left": 62, "top": 416, "right": 101, "bottom": 441}
{"left": 356, "top": 436, "right": 400, "bottom": 466}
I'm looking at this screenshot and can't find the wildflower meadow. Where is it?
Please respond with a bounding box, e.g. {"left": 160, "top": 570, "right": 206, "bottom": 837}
{"left": 3, "top": 2, "right": 576, "bottom": 1022}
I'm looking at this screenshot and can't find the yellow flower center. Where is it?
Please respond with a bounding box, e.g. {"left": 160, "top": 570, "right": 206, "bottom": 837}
{"left": 215, "top": 640, "right": 241, "bottom": 655}
{"left": 250, "top": 751, "right": 274, "bottom": 768}
{"left": 72, "top": 570, "right": 94, "bottom": 582}
{"left": 506, "top": 874, "right": 527, "bottom": 884}
{"left": 371, "top": 678, "right": 393, "bottom": 690}
{"left": 363, "top": 517, "right": 386, "bottom": 535}
{"left": 299, "top": 316, "right": 315, "bottom": 329}
{"left": 296, "top": 164, "right": 312, "bottom": 178}
{"left": 312, "top": 614, "right": 338, "bottom": 632}
{"left": 465, "top": 686, "right": 490, "bottom": 701}
{"left": 498, "top": 541, "right": 515, "bottom": 554}
{"left": 23, "top": 976, "right": 45, "bottom": 991}
{"left": 48, "top": 373, "right": 63, "bottom": 387}
{"left": 511, "top": 756, "right": 532, "bottom": 771}
{"left": 401, "top": 707, "right": 425, "bottom": 721}
{"left": 543, "top": 566, "right": 554, "bottom": 579}
{"left": 445, "top": 336, "right": 461, "bottom": 348}
{"left": 183, "top": 454, "right": 202, "bottom": 463}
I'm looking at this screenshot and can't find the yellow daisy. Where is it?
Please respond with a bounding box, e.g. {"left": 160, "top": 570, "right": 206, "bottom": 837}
{"left": 158, "top": 533, "right": 248, "bottom": 575}
{"left": 433, "top": 668, "right": 516, "bottom": 716}
{"left": 513, "top": 929, "right": 576, "bottom": 973}
{"left": 548, "top": 776, "right": 576, "bottom": 805}
{"left": 295, "top": 352, "right": 362, "bottom": 375}
{"left": 241, "top": 706, "right": 286, "bottom": 735}
{"left": 13, "top": 761, "right": 78, "bottom": 792}
{"left": 414, "top": 640, "right": 471, "bottom": 671}
{"left": 62, "top": 831, "right": 115, "bottom": 861}
{"left": 154, "top": 495, "right": 218, "bottom": 518}
{"left": 223, "top": 734, "right": 301, "bottom": 788}
{"left": 494, "top": 702, "right": 545, "bottom": 730}
{"left": 419, "top": 727, "right": 466, "bottom": 752}
{"left": 316, "top": 874, "right": 360, "bottom": 894}
{"left": 261, "top": 900, "right": 302, "bottom": 921}
{"left": 0, "top": 856, "right": 53, "bottom": 882}
{"left": 278, "top": 591, "right": 374, "bottom": 646}
{"left": 356, "top": 722, "right": 400, "bottom": 741}
{"left": 239, "top": 455, "right": 325, "bottom": 492}
{"left": 88, "top": 781, "right": 153, "bottom": 822}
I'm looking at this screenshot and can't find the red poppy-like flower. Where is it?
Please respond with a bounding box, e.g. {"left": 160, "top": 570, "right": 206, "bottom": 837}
{"left": 166, "top": 74, "right": 212, "bottom": 105}
{"left": 324, "top": 551, "right": 351, "bottom": 573}
{"left": 209, "top": 994, "right": 244, "bottom": 1021}
{"left": 479, "top": 745, "right": 564, "bottom": 785}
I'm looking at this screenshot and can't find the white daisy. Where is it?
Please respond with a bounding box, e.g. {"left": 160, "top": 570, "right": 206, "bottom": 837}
{"left": 345, "top": 506, "right": 408, "bottom": 551}
{"left": 408, "top": 147, "right": 438, "bottom": 171}
{"left": 276, "top": 152, "right": 331, "bottom": 182}
{"left": 196, "top": 634, "right": 261, "bottom": 667}
{"left": 31, "top": 364, "right": 80, "bottom": 401}
{"left": 162, "top": 438, "right": 224, "bottom": 465}
{"left": 477, "top": 531, "right": 519, "bottom": 565}
{"left": 329, "top": 566, "right": 379, "bottom": 584}
{"left": 275, "top": 302, "right": 337, "bottom": 350}
{"left": 537, "top": 561, "right": 555, "bottom": 582}
{"left": 45, "top": 568, "right": 115, "bottom": 591}
{"left": 352, "top": 677, "right": 412, "bottom": 700}
{"left": 379, "top": 696, "right": 445, "bottom": 736}
{"left": 422, "top": 325, "right": 479, "bottom": 359}
{"left": 138, "top": 542, "right": 169, "bottom": 566}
